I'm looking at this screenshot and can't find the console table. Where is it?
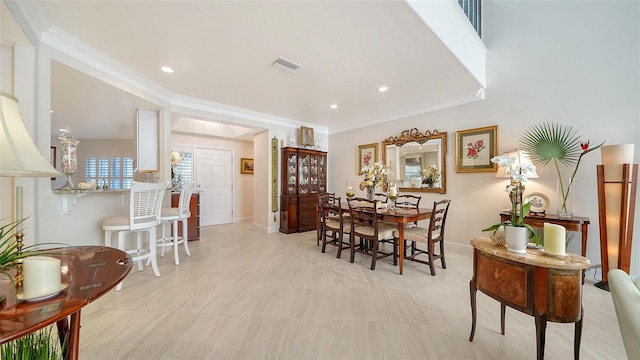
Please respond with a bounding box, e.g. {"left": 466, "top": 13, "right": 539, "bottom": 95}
{"left": 0, "top": 246, "right": 132, "bottom": 359}
{"left": 499, "top": 211, "right": 590, "bottom": 258}
{"left": 469, "top": 237, "right": 590, "bottom": 360}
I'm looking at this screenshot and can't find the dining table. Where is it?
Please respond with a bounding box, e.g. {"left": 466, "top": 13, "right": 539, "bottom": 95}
{"left": 325, "top": 201, "right": 432, "bottom": 275}
{"left": 376, "top": 206, "right": 433, "bottom": 274}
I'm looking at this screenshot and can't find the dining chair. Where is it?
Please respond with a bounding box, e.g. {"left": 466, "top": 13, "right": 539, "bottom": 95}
{"left": 347, "top": 197, "right": 397, "bottom": 270}
{"left": 157, "top": 182, "right": 195, "bottom": 265}
{"left": 103, "top": 181, "right": 168, "bottom": 290}
{"left": 318, "top": 193, "right": 351, "bottom": 258}
{"left": 316, "top": 192, "right": 334, "bottom": 246}
{"left": 393, "top": 199, "right": 451, "bottom": 275}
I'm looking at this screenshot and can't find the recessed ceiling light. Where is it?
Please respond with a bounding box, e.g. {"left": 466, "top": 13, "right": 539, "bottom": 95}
{"left": 330, "top": 104, "right": 338, "bottom": 109}
{"left": 378, "top": 86, "right": 388, "bottom": 92}
{"left": 161, "top": 66, "right": 174, "bottom": 73}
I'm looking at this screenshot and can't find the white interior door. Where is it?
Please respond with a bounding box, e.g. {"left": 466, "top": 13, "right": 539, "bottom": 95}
{"left": 196, "top": 148, "right": 233, "bottom": 226}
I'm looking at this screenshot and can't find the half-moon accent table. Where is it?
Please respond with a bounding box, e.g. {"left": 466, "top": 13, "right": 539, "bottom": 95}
{"left": 0, "top": 246, "right": 132, "bottom": 359}
{"left": 468, "top": 237, "right": 590, "bottom": 360}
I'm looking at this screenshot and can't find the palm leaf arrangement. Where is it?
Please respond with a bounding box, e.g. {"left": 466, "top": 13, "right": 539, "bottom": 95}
{"left": 520, "top": 123, "right": 604, "bottom": 215}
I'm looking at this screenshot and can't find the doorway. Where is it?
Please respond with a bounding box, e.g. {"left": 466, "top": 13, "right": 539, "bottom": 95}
{"left": 195, "top": 148, "right": 233, "bottom": 226}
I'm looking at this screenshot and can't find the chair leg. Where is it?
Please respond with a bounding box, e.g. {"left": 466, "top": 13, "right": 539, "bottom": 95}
{"left": 370, "top": 239, "right": 378, "bottom": 271}
{"left": 428, "top": 239, "right": 436, "bottom": 276}
{"left": 182, "top": 218, "right": 191, "bottom": 256}
{"left": 172, "top": 219, "right": 180, "bottom": 266}
{"left": 335, "top": 231, "right": 343, "bottom": 258}
{"left": 136, "top": 232, "right": 145, "bottom": 271}
{"left": 439, "top": 240, "right": 447, "bottom": 269}
{"left": 160, "top": 221, "right": 168, "bottom": 258}
{"left": 392, "top": 238, "right": 398, "bottom": 266}
{"left": 321, "top": 229, "right": 328, "bottom": 253}
{"left": 350, "top": 233, "right": 356, "bottom": 263}
{"left": 148, "top": 227, "right": 161, "bottom": 277}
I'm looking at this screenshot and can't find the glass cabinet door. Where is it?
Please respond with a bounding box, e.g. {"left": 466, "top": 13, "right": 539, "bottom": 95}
{"left": 286, "top": 151, "right": 297, "bottom": 195}
{"left": 298, "top": 152, "right": 310, "bottom": 194}
{"left": 317, "top": 154, "right": 326, "bottom": 193}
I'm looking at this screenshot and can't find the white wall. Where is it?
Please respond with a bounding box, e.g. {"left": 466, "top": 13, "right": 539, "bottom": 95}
{"left": 330, "top": 1, "right": 640, "bottom": 277}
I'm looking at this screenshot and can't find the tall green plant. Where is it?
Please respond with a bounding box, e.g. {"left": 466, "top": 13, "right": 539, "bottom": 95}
{"left": 520, "top": 123, "right": 604, "bottom": 213}
{"left": 0, "top": 326, "right": 63, "bottom": 360}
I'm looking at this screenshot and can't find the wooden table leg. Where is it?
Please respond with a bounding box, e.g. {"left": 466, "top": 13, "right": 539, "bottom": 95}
{"left": 67, "top": 310, "right": 82, "bottom": 360}
{"left": 469, "top": 280, "right": 477, "bottom": 341}
{"left": 534, "top": 311, "right": 547, "bottom": 360}
{"left": 56, "top": 317, "right": 69, "bottom": 358}
{"left": 397, "top": 224, "right": 404, "bottom": 275}
{"left": 574, "top": 307, "right": 583, "bottom": 360}
{"left": 501, "top": 303, "right": 506, "bottom": 335}
{"left": 581, "top": 224, "right": 588, "bottom": 284}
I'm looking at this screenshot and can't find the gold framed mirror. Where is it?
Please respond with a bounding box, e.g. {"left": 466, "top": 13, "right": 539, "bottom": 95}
{"left": 382, "top": 129, "right": 447, "bottom": 193}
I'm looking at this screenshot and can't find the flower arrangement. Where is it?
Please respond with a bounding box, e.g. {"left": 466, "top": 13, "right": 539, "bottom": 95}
{"left": 482, "top": 154, "right": 539, "bottom": 244}
{"left": 359, "top": 162, "right": 388, "bottom": 190}
{"left": 520, "top": 123, "right": 604, "bottom": 215}
{"left": 421, "top": 164, "right": 440, "bottom": 185}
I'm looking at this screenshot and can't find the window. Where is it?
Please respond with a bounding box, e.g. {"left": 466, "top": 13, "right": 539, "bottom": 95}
{"left": 86, "top": 155, "right": 134, "bottom": 189}
{"left": 172, "top": 151, "right": 193, "bottom": 184}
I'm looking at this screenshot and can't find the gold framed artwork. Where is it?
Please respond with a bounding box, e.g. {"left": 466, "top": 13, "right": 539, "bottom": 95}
{"left": 356, "top": 143, "right": 378, "bottom": 175}
{"left": 240, "top": 158, "right": 254, "bottom": 174}
{"left": 455, "top": 125, "right": 498, "bottom": 173}
{"left": 300, "top": 126, "right": 314, "bottom": 146}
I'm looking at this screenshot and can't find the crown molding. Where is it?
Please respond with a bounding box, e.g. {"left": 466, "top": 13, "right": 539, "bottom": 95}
{"left": 41, "top": 26, "right": 174, "bottom": 107}
{"left": 4, "top": 0, "right": 51, "bottom": 45}
{"left": 171, "top": 94, "right": 328, "bottom": 133}
{"left": 330, "top": 87, "right": 485, "bottom": 135}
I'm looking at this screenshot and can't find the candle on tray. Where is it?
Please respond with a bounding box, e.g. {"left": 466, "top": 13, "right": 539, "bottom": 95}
{"left": 22, "top": 256, "right": 62, "bottom": 299}
{"left": 389, "top": 187, "right": 397, "bottom": 197}
{"left": 543, "top": 223, "right": 566, "bottom": 255}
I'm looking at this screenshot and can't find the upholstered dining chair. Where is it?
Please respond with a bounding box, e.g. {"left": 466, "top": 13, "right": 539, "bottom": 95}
{"left": 103, "top": 181, "right": 168, "bottom": 290}
{"left": 393, "top": 199, "right": 450, "bottom": 275}
{"left": 157, "top": 182, "right": 195, "bottom": 265}
{"left": 318, "top": 193, "right": 351, "bottom": 258}
{"left": 347, "top": 197, "right": 397, "bottom": 270}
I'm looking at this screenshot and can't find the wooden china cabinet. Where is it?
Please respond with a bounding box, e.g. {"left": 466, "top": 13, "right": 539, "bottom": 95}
{"left": 279, "top": 147, "right": 327, "bottom": 233}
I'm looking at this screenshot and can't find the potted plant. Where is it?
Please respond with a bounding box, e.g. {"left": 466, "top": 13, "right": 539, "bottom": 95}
{"left": 482, "top": 154, "right": 539, "bottom": 252}
{"left": 520, "top": 123, "right": 603, "bottom": 218}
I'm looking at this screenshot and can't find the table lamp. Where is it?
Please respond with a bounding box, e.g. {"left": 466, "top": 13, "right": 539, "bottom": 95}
{"left": 0, "top": 92, "right": 60, "bottom": 247}
{"left": 495, "top": 149, "right": 538, "bottom": 209}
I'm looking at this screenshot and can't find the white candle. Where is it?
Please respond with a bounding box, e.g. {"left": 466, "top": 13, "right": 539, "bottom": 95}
{"left": 16, "top": 186, "right": 23, "bottom": 232}
{"left": 22, "top": 256, "right": 62, "bottom": 299}
{"left": 389, "top": 187, "right": 397, "bottom": 197}
{"left": 543, "top": 223, "right": 566, "bottom": 255}
{"left": 347, "top": 186, "right": 353, "bottom": 193}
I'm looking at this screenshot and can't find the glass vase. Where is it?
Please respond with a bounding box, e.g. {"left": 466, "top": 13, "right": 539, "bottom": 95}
{"left": 365, "top": 187, "right": 375, "bottom": 201}
{"left": 556, "top": 176, "right": 574, "bottom": 219}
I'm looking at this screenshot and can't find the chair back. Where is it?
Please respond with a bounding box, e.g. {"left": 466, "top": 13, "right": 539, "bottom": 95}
{"left": 428, "top": 199, "right": 451, "bottom": 241}
{"left": 395, "top": 194, "right": 421, "bottom": 209}
{"left": 177, "top": 182, "right": 196, "bottom": 219}
{"left": 347, "top": 197, "right": 379, "bottom": 241}
{"left": 609, "top": 268, "right": 640, "bottom": 359}
{"left": 129, "top": 181, "right": 168, "bottom": 230}
{"left": 373, "top": 193, "right": 388, "bottom": 203}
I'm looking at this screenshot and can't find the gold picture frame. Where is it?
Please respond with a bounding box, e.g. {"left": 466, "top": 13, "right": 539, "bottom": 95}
{"left": 455, "top": 125, "right": 498, "bottom": 173}
{"left": 240, "top": 158, "right": 254, "bottom": 174}
{"left": 300, "top": 126, "right": 314, "bottom": 146}
{"left": 357, "top": 143, "right": 378, "bottom": 175}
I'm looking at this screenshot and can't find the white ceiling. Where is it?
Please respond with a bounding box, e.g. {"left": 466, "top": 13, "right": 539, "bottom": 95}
{"left": 4, "top": 0, "right": 484, "bottom": 140}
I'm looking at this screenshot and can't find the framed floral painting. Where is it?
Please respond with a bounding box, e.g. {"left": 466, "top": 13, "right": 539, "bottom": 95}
{"left": 357, "top": 143, "right": 378, "bottom": 175}
{"left": 455, "top": 125, "right": 498, "bottom": 173}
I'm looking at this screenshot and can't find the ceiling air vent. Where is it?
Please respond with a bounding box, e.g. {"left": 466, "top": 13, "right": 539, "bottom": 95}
{"left": 272, "top": 56, "right": 301, "bottom": 71}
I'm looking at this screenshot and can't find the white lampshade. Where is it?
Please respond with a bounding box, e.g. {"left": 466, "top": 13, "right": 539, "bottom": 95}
{"left": 170, "top": 150, "right": 183, "bottom": 165}
{"left": 0, "top": 92, "right": 60, "bottom": 177}
{"left": 495, "top": 150, "right": 538, "bottom": 179}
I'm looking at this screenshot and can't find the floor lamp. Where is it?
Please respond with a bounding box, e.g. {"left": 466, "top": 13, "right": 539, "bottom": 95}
{"left": 0, "top": 92, "right": 60, "bottom": 248}
{"left": 595, "top": 144, "right": 638, "bottom": 291}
